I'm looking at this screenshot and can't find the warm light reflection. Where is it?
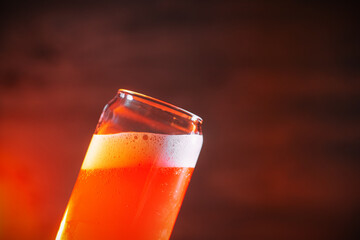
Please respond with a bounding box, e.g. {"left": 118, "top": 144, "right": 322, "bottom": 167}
{"left": 56, "top": 207, "right": 69, "bottom": 240}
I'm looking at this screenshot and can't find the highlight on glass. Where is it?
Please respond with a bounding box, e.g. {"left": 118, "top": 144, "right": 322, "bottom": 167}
{"left": 56, "top": 89, "right": 203, "bottom": 240}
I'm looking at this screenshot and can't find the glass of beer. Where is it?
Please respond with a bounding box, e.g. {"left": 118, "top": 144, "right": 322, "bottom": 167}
{"left": 56, "top": 89, "right": 203, "bottom": 240}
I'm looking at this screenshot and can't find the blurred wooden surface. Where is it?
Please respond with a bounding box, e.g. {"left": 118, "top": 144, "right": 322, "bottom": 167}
{"left": 0, "top": 1, "right": 359, "bottom": 239}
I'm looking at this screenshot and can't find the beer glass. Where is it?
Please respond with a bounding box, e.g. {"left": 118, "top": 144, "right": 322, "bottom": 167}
{"left": 56, "top": 89, "right": 203, "bottom": 240}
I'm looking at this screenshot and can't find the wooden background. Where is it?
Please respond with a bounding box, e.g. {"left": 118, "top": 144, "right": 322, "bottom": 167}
{"left": 0, "top": 1, "right": 359, "bottom": 239}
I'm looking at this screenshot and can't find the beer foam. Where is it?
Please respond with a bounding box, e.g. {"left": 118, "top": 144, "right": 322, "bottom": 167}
{"left": 81, "top": 132, "right": 203, "bottom": 169}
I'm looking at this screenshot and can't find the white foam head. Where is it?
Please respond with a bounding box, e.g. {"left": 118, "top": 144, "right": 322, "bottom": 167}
{"left": 81, "top": 132, "right": 203, "bottom": 169}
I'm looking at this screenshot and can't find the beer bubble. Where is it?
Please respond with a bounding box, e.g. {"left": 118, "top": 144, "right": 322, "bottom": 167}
{"left": 82, "top": 132, "right": 203, "bottom": 169}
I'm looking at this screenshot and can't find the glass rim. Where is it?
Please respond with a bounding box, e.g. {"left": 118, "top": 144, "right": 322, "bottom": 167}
{"left": 118, "top": 89, "right": 203, "bottom": 124}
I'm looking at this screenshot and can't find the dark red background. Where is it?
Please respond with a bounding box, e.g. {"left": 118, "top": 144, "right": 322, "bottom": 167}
{"left": 0, "top": 1, "right": 359, "bottom": 239}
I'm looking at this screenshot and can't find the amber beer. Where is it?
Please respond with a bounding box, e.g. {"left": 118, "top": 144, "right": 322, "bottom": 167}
{"left": 56, "top": 90, "right": 203, "bottom": 240}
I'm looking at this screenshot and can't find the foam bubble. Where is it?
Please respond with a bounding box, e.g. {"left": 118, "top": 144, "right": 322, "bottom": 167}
{"left": 81, "top": 132, "right": 203, "bottom": 169}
